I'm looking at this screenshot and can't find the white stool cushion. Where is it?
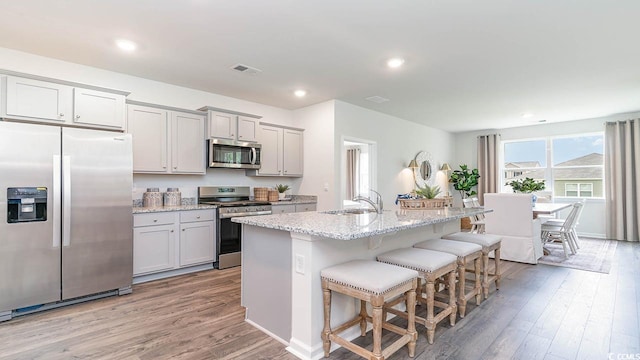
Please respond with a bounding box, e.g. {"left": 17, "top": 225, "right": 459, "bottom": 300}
{"left": 321, "top": 260, "right": 418, "bottom": 296}
{"left": 414, "top": 239, "right": 482, "bottom": 258}
{"left": 377, "top": 247, "right": 457, "bottom": 273}
{"left": 442, "top": 232, "right": 502, "bottom": 247}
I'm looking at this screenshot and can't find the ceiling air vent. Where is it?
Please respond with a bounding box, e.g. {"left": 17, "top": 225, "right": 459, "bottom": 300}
{"left": 365, "top": 95, "right": 390, "bottom": 104}
{"left": 231, "top": 63, "right": 262, "bottom": 75}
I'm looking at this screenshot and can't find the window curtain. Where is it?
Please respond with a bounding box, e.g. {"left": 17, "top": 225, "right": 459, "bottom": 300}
{"left": 477, "top": 134, "right": 500, "bottom": 205}
{"left": 346, "top": 147, "right": 360, "bottom": 200}
{"left": 605, "top": 119, "right": 640, "bottom": 242}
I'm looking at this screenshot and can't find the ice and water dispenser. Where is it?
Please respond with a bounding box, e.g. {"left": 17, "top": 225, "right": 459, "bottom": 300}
{"left": 7, "top": 187, "right": 47, "bottom": 223}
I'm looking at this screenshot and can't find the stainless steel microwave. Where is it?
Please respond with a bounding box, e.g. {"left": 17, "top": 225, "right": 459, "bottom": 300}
{"left": 208, "top": 138, "right": 261, "bottom": 169}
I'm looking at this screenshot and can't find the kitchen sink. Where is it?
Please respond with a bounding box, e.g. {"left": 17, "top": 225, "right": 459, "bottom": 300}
{"left": 323, "top": 208, "right": 378, "bottom": 215}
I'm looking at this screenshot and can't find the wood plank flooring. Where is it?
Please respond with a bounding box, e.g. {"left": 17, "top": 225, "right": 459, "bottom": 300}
{"left": 1, "top": 240, "right": 638, "bottom": 360}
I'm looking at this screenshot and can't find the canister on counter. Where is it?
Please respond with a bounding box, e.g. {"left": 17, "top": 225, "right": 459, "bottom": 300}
{"left": 164, "top": 188, "right": 181, "bottom": 206}
{"left": 142, "top": 188, "right": 163, "bottom": 208}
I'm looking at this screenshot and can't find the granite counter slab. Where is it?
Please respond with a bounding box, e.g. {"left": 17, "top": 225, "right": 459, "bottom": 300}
{"left": 232, "top": 207, "right": 490, "bottom": 241}
{"left": 133, "top": 204, "right": 217, "bottom": 214}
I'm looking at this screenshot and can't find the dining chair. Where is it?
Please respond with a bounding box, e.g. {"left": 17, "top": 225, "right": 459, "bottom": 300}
{"left": 541, "top": 200, "right": 584, "bottom": 257}
{"left": 463, "top": 197, "right": 485, "bottom": 233}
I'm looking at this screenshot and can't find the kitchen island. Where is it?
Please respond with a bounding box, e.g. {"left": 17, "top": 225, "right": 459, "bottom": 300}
{"left": 233, "top": 207, "right": 489, "bottom": 360}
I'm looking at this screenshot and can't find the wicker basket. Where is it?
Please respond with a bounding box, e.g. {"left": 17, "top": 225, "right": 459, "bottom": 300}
{"left": 398, "top": 198, "right": 446, "bottom": 209}
{"left": 254, "top": 187, "right": 269, "bottom": 201}
{"left": 268, "top": 190, "right": 279, "bottom": 202}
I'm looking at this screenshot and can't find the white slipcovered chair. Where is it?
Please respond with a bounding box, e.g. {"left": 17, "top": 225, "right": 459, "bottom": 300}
{"left": 483, "top": 193, "right": 543, "bottom": 264}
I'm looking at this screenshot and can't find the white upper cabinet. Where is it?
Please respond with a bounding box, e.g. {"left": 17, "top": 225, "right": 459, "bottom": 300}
{"left": 73, "top": 88, "right": 125, "bottom": 129}
{"left": 200, "top": 107, "right": 260, "bottom": 143}
{"left": 283, "top": 128, "right": 304, "bottom": 177}
{"left": 208, "top": 111, "right": 236, "bottom": 140}
{"left": 1, "top": 74, "right": 128, "bottom": 130}
{"left": 171, "top": 112, "right": 205, "bottom": 174}
{"left": 4, "top": 76, "right": 72, "bottom": 122}
{"left": 127, "top": 102, "right": 205, "bottom": 175}
{"left": 127, "top": 105, "right": 169, "bottom": 173}
{"left": 237, "top": 116, "right": 258, "bottom": 142}
{"left": 249, "top": 123, "right": 303, "bottom": 177}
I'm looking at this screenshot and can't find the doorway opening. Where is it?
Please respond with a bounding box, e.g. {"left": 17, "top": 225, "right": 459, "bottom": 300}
{"left": 341, "top": 137, "right": 377, "bottom": 208}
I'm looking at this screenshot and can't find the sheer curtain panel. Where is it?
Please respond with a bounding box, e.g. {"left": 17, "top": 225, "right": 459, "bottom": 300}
{"left": 477, "top": 134, "right": 500, "bottom": 205}
{"left": 605, "top": 119, "right": 640, "bottom": 241}
{"left": 346, "top": 148, "right": 360, "bottom": 200}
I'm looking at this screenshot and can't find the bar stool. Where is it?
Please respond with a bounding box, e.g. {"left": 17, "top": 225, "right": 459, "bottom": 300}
{"left": 377, "top": 247, "right": 458, "bottom": 344}
{"left": 413, "top": 238, "right": 483, "bottom": 317}
{"left": 321, "top": 260, "right": 419, "bottom": 359}
{"left": 442, "top": 232, "right": 502, "bottom": 299}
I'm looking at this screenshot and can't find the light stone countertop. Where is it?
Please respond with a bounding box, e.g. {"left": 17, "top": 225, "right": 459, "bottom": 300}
{"left": 232, "top": 207, "right": 490, "bottom": 241}
{"left": 133, "top": 204, "right": 217, "bottom": 214}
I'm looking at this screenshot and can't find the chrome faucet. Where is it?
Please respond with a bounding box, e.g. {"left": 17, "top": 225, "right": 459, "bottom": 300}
{"left": 352, "top": 189, "right": 384, "bottom": 214}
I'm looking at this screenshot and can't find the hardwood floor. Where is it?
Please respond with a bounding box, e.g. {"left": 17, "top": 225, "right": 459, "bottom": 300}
{"left": 1, "top": 240, "right": 638, "bottom": 360}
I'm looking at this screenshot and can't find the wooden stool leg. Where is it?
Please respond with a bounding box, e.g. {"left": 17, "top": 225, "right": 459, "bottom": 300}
{"left": 448, "top": 271, "right": 457, "bottom": 326}
{"left": 406, "top": 284, "right": 417, "bottom": 357}
{"left": 359, "top": 300, "right": 367, "bottom": 336}
{"left": 321, "top": 284, "right": 331, "bottom": 357}
{"left": 371, "top": 296, "right": 384, "bottom": 360}
{"left": 474, "top": 257, "right": 482, "bottom": 305}
{"left": 482, "top": 251, "right": 490, "bottom": 299}
{"left": 494, "top": 247, "right": 501, "bottom": 290}
{"left": 426, "top": 279, "right": 436, "bottom": 344}
{"left": 457, "top": 261, "right": 467, "bottom": 318}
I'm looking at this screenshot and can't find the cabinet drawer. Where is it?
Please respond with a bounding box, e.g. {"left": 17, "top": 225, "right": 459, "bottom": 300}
{"left": 134, "top": 212, "right": 176, "bottom": 227}
{"left": 296, "top": 204, "right": 317, "bottom": 212}
{"left": 272, "top": 204, "right": 295, "bottom": 214}
{"left": 180, "top": 209, "right": 215, "bottom": 223}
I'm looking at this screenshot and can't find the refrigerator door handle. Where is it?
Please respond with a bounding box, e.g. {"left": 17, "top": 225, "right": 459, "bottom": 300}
{"left": 53, "top": 155, "right": 61, "bottom": 248}
{"left": 63, "top": 155, "right": 71, "bottom": 247}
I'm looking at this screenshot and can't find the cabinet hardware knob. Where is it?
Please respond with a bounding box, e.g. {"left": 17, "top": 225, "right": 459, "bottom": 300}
{"left": 196, "top": 216, "right": 200, "bottom": 219}
{"left": 231, "top": 134, "right": 234, "bottom": 137}
{"left": 59, "top": 113, "right": 64, "bottom": 117}
{"left": 75, "top": 115, "right": 81, "bottom": 119}
{"left": 171, "top": 230, "right": 174, "bottom": 233}
{"left": 182, "top": 229, "right": 185, "bottom": 231}
{"left": 153, "top": 219, "right": 158, "bottom": 222}
{"left": 173, "top": 167, "right": 177, "bottom": 169}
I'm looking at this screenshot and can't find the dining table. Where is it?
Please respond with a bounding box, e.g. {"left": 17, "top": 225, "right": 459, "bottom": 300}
{"left": 532, "top": 202, "right": 572, "bottom": 219}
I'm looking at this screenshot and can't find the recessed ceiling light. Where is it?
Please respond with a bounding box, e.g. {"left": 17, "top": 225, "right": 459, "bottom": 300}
{"left": 521, "top": 112, "right": 534, "bottom": 118}
{"left": 294, "top": 89, "right": 307, "bottom": 98}
{"left": 115, "top": 39, "right": 137, "bottom": 52}
{"left": 387, "top": 58, "right": 405, "bottom": 68}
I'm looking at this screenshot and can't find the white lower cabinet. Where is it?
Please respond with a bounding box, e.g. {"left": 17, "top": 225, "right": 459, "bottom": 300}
{"left": 271, "top": 203, "right": 316, "bottom": 214}
{"left": 133, "top": 209, "right": 216, "bottom": 277}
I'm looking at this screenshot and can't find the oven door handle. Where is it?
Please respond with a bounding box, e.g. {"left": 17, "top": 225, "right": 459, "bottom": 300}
{"left": 219, "top": 211, "right": 272, "bottom": 219}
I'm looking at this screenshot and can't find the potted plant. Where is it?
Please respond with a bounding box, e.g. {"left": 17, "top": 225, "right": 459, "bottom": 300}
{"left": 506, "top": 177, "right": 545, "bottom": 193}
{"left": 275, "top": 184, "right": 290, "bottom": 200}
{"left": 506, "top": 177, "right": 545, "bottom": 204}
{"left": 449, "top": 165, "right": 480, "bottom": 199}
{"left": 415, "top": 184, "right": 441, "bottom": 199}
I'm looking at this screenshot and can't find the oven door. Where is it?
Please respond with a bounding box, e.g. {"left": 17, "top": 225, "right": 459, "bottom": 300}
{"left": 217, "top": 217, "right": 242, "bottom": 269}
{"left": 208, "top": 139, "right": 261, "bottom": 169}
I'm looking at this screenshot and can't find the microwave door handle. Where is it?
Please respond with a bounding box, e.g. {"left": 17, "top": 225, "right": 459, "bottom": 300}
{"left": 250, "top": 147, "right": 257, "bottom": 165}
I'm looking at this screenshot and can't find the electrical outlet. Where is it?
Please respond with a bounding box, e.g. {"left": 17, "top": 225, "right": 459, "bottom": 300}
{"left": 295, "top": 254, "right": 305, "bottom": 274}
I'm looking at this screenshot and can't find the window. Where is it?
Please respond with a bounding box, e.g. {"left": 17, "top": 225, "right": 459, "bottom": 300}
{"left": 502, "top": 133, "right": 604, "bottom": 198}
{"left": 564, "top": 183, "right": 593, "bottom": 197}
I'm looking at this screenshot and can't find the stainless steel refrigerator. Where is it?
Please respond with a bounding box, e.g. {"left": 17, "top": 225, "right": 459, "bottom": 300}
{"left": 0, "top": 121, "right": 133, "bottom": 320}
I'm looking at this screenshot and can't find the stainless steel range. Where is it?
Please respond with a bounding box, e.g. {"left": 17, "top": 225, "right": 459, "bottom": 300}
{"left": 198, "top": 186, "right": 271, "bottom": 269}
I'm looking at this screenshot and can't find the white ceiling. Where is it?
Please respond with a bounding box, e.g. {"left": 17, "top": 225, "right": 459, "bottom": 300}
{"left": 1, "top": 1, "right": 639, "bottom": 133}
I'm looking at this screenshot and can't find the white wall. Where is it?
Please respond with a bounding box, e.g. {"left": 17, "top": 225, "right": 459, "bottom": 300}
{"left": 295, "top": 101, "right": 336, "bottom": 211}
{"left": 452, "top": 111, "right": 640, "bottom": 238}
{"left": 0, "top": 47, "right": 307, "bottom": 200}
{"left": 334, "top": 101, "right": 455, "bottom": 210}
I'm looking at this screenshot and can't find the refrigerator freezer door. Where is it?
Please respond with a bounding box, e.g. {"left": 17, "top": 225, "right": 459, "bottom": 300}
{"left": 0, "top": 121, "right": 62, "bottom": 312}
{"left": 61, "top": 128, "right": 133, "bottom": 300}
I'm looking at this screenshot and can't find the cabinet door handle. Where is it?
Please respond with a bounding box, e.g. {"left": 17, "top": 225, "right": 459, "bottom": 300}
{"left": 196, "top": 216, "right": 200, "bottom": 219}
{"left": 153, "top": 219, "right": 158, "bottom": 222}
{"left": 171, "top": 230, "right": 174, "bottom": 233}
{"left": 182, "top": 229, "right": 185, "bottom": 232}
{"left": 75, "top": 115, "right": 81, "bottom": 119}
{"left": 59, "top": 113, "right": 64, "bottom": 117}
